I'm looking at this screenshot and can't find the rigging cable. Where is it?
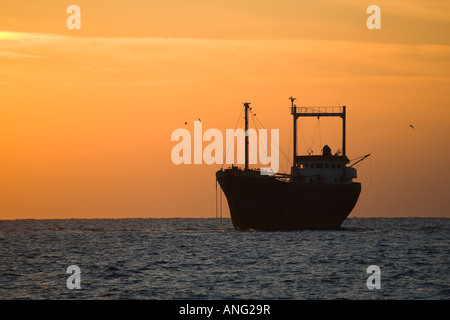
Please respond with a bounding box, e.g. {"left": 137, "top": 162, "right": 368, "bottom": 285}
{"left": 222, "top": 105, "right": 244, "bottom": 169}
{"left": 250, "top": 111, "right": 287, "bottom": 174}
{"left": 252, "top": 112, "right": 285, "bottom": 173}
{"left": 253, "top": 113, "right": 290, "bottom": 173}
{"left": 220, "top": 181, "right": 223, "bottom": 225}
{"left": 298, "top": 118, "right": 308, "bottom": 155}
{"left": 317, "top": 117, "right": 322, "bottom": 153}
{"left": 215, "top": 178, "right": 218, "bottom": 219}
{"left": 287, "top": 116, "right": 292, "bottom": 167}
{"left": 310, "top": 118, "right": 319, "bottom": 153}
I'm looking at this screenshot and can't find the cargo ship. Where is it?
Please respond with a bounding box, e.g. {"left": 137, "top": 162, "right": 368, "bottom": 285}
{"left": 216, "top": 97, "right": 369, "bottom": 231}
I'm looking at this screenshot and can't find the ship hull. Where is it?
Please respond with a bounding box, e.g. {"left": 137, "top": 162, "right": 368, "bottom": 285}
{"left": 216, "top": 170, "right": 361, "bottom": 231}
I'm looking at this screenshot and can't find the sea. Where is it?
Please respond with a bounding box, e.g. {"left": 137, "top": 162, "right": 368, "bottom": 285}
{"left": 0, "top": 218, "right": 448, "bottom": 301}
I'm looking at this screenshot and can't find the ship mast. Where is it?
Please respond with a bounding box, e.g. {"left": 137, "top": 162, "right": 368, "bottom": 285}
{"left": 289, "top": 97, "right": 297, "bottom": 168}
{"left": 243, "top": 102, "right": 250, "bottom": 170}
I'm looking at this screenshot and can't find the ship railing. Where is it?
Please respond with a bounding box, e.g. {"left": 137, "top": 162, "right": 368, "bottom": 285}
{"left": 291, "top": 106, "right": 343, "bottom": 116}
{"left": 272, "top": 173, "right": 292, "bottom": 182}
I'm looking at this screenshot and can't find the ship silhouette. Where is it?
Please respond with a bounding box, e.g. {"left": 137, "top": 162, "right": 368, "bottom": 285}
{"left": 216, "top": 97, "right": 370, "bottom": 231}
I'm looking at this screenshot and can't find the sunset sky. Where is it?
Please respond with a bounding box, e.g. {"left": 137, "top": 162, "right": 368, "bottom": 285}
{"left": 1, "top": 1, "right": 449, "bottom": 219}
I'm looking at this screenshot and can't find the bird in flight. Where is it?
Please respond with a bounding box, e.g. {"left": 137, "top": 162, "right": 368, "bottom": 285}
{"left": 409, "top": 124, "right": 415, "bottom": 129}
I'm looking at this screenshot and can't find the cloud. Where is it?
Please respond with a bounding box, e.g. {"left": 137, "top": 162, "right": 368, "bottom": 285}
{"left": 1, "top": 31, "right": 449, "bottom": 88}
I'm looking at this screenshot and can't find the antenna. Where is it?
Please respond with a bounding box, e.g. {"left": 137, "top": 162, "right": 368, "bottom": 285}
{"left": 289, "top": 97, "right": 297, "bottom": 169}
{"left": 243, "top": 102, "right": 251, "bottom": 170}
{"left": 289, "top": 96, "right": 297, "bottom": 107}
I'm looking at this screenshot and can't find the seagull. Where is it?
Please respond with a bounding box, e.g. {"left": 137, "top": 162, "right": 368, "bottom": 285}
{"left": 198, "top": 118, "right": 202, "bottom": 123}
{"left": 185, "top": 122, "right": 188, "bottom": 125}
{"left": 409, "top": 124, "right": 415, "bottom": 129}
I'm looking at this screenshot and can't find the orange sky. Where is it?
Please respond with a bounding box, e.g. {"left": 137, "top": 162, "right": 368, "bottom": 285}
{"left": 1, "top": 1, "right": 449, "bottom": 219}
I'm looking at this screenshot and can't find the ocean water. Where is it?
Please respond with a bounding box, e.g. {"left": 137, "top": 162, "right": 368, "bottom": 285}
{"left": 0, "top": 218, "right": 448, "bottom": 300}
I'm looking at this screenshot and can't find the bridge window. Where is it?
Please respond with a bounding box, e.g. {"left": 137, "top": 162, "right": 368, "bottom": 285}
{"left": 316, "top": 163, "right": 323, "bottom": 169}
{"left": 325, "top": 163, "right": 330, "bottom": 169}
